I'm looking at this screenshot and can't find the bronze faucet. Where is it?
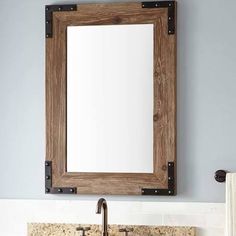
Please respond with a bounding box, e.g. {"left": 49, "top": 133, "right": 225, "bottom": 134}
{"left": 96, "top": 198, "right": 108, "bottom": 236}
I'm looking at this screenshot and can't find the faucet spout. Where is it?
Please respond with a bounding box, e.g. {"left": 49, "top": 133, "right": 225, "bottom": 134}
{"left": 96, "top": 198, "right": 108, "bottom": 236}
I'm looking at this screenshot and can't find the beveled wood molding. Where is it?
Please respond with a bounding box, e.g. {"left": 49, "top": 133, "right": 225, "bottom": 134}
{"left": 46, "top": 2, "right": 177, "bottom": 195}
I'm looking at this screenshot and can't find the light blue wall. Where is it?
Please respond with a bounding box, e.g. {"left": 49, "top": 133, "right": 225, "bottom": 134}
{"left": 0, "top": 0, "right": 235, "bottom": 202}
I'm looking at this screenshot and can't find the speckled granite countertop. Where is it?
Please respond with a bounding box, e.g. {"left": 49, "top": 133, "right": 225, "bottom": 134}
{"left": 28, "top": 224, "right": 195, "bottom": 236}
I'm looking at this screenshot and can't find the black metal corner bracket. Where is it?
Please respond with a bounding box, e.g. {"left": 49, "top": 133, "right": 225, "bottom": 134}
{"left": 141, "top": 1, "right": 176, "bottom": 35}
{"left": 141, "top": 162, "right": 175, "bottom": 196}
{"left": 45, "top": 4, "right": 77, "bottom": 38}
{"left": 45, "top": 161, "right": 77, "bottom": 194}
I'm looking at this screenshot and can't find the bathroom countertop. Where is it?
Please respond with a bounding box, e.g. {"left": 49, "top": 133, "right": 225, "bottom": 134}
{"left": 28, "top": 223, "right": 195, "bottom": 236}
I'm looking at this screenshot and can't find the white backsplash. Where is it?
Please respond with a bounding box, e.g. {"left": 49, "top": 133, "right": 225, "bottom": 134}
{"left": 0, "top": 200, "right": 225, "bottom": 236}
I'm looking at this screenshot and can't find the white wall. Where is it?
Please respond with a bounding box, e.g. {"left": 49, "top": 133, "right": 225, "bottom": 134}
{"left": 0, "top": 200, "right": 225, "bottom": 236}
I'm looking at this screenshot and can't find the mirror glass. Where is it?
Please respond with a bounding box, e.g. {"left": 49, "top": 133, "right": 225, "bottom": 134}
{"left": 67, "top": 24, "right": 154, "bottom": 173}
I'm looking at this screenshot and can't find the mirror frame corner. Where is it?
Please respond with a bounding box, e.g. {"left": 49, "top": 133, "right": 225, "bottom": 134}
{"left": 45, "top": 1, "right": 177, "bottom": 196}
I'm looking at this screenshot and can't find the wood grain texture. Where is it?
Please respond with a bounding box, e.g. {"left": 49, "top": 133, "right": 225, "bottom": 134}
{"left": 46, "top": 2, "right": 176, "bottom": 195}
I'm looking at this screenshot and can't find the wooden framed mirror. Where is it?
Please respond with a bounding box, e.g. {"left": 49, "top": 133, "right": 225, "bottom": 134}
{"left": 45, "top": 2, "right": 176, "bottom": 195}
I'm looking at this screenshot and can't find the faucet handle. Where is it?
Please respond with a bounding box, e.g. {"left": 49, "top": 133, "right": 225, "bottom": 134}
{"left": 119, "top": 227, "right": 134, "bottom": 236}
{"left": 76, "top": 227, "right": 91, "bottom": 236}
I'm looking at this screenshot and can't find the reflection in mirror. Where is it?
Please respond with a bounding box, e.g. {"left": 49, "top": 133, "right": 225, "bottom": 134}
{"left": 67, "top": 24, "right": 154, "bottom": 173}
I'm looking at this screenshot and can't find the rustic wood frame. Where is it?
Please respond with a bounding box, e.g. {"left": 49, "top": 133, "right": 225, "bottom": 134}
{"left": 46, "top": 2, "right": 176, "bottom": 195}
